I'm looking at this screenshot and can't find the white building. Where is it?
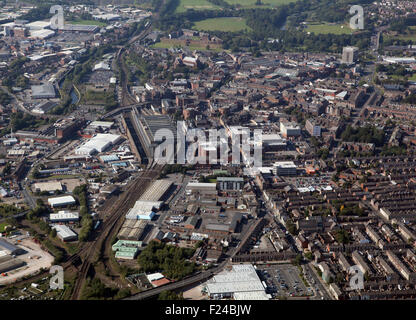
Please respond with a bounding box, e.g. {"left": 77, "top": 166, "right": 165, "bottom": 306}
{"left": 205, "top": 264, "right": 269, "bottom": 300}
{"left": 49, "top": 211, "right": 79, "bottom": 223}
{"left": 75, "top": 134, "right": 121, "bottom": 155}
{"left": 126, "top": 200, "right": 161, "bottom": 220}
{"left": 48, "top": 195, "right": 76, "bottom": 208}
{"left": 52, "top": 225, "right": 78, "bottom": 242}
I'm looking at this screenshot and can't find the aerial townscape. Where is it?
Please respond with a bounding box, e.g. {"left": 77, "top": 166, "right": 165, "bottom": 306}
{"left": 0, "top": 0, "right": 416, "bottom": 304}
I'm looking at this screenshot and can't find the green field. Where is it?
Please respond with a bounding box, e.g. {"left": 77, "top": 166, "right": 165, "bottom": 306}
{"left": 225, "top": 0, "right": 297, "bottom": 8}
{"left": 67, "top": 19, "right": 107, "bottom": 27}
{"left": 175, "top": 0, "right": 219, "bottom": 13}
{"left": 193, "top": 17, "right": 251, "bottom": 32}
{"left": 0, "top": 222, "right": 8, "bottom": 233}
{"left": 305, "top": 23, "right": 353, "bottom": 35}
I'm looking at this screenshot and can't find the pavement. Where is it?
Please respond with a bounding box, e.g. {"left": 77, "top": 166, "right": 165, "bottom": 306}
{"left": 0, "top": 238, "right": 54, "bottom": 285}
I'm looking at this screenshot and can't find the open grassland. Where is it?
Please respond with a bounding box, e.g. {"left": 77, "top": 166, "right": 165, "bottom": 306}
{"left": 193, "top": 17, "right": 252, "bottom": 32}
{"left": 305, "top": 22, "right": 353, "bottom": 35}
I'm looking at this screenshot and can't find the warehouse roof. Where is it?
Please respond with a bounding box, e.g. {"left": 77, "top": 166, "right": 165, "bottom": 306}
{"left": 75, "top": 133, "right": 121, "bottom": 155}
{"left": 31, "top": 84, "right": 56, "bottom": 98}
{"left": 206, "top": 264, "right": 265, "bottom": 295}
{"left": 0, "top": 238, "right": 21, "bottom": 255}
{"left": 34, "top": 181, "right": 63, "bottom": 192}
{"left": 139, "top": 180, "right": 172, "bottom": 202}
{"left": 48, "top": 195, "right": 76, "bottom": 206}
{"left": 52, "top": 224, "right": 77, "bottom": 239}
{"left": 50, "top": 211, "right": 79, "bottom": 221}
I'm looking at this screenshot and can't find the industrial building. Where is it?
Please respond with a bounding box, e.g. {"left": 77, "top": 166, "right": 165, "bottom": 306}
{"left": 34, "top": 181, "right": 63, "bottom": 193}
{"left": 118, "top": 219, "right": 148, "bottom": 241}
{"left": 205, "top": 264, "right": 269, "bottom": 300}
{"left": 49, "top": 211, "right": 79, "bottom": 223}
{"left": 125, "top": 200, "right": 161, "bottom": 220}
{"left": 52, "top": 225, "right": 78, "bottom": 242}
{"left": 31, "top": 84, "right": 56, "bottom": 99}
{"left": 0, "top": 255, "right": 26, "bottom": 274}
{"left": 0, "top": 238, "right": 25, "bottom": 256}
{"left": 112, "top": 240, "right": 142, "bottom": 260}
{"left": 186, "top": 182, "right": 217, "bottom": 196}
{"left": 60, "top": 24, "right": 99, "bottom": 33}
{"left": 75, "top": 133, "right": 121, "bottom": 155}
{"left": 134, "top": 113, "right": 177, "bottom": 161}
{"left": 47, "top": 195, "right": 76, "bottom": 208}
{"left": 139, "top": 180, "right": 173, "bottom": 202}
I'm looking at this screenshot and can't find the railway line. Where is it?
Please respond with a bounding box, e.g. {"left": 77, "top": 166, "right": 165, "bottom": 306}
{"left": 66, "top": 165, "right": 163, "bottom": 299}
{"left": 116, "top": 21, "right": 153, "bottom": 108}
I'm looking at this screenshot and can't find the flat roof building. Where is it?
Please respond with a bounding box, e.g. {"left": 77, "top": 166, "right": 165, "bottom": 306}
{"left": 31, "top": 84, "right": 56, "bottom": 99}
{"left": 49, "top": 211, "right": 79, "bottom": 223}
{"left": 48, "top": 195, "right": 76, "bottom": 208}
{"left": 273, "top": 161, "right": 297, "bottom": 176}
{"left": 75, "top": 133, "right": 121, "bottom": 155}
{"left": 0, "top": 238, "right": 25, "bottom": 256}
{"left": 205, "top": 264, "right": 268, "bottom": 299}
{"left": 52, "top": 225, "right": 78, "bottom": 242}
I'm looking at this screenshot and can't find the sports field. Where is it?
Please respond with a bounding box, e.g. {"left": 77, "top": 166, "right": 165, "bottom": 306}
{"left": 305, "top": 23, "right": 353, "bottom": 35}
{"left": 193, "top": 17, "right": 251, "bottom": 32}
{"left": 175, "top": 0, "right": 219, "bottom": 13}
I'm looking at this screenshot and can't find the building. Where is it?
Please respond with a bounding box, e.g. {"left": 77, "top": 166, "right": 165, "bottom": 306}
{"left": 52, "top": 225, "right": 78, "bottom": 242}
{"left": 183, "top": 56, "right": 198, "bottom": 68}
{"left": 134, "top": 114, "right": 177, "bottom": 161}
{"left": 126, "top": 200, "right": 162, "bottom": 220}
{"left": 205, "top": 264, "right": 269, "bottom": 300}
{"left": 273, "top": 161, "right": 297, "bottom": 176}
{"left": 75, "top": 134, "right": 121, "bottom": 155}
{"left": 262, "top": 133, "right": 287, "bottom": 151}
{"left": 112, "top": 240, "right": 142, "bottom": 260}
{"left": 139, "top": 180, "right": 173, "bottom": 202}
{"left": 280, "top": 122, "right": 301, "bottom": 138}
{"left": 186, "top": 182, "right": 217, "bottom": 197}
{"left": 31, "top": 84, "right": 57, "bottom": 99}
{"left": 0, "top": 238, "right": 25, "bottom": 255}
{"left": 49, "top": 211, "right": 79, "bottom": 223}
{"left": 32, "top": 101, "right": 58, "bottom": 114}
{"left": 47, "top": 195, "right": 76, "bottom": 208}
{"left": 0, "top": 255, "right": 26, "bottom": 274}
{"left": 217, "top": 177, "right": 244, "bottom": 191}
{"left": 341, "top": 46, "right": 358, "bottom": 65}
{"left": 305, "top": 119, "right": 321, "bottom": 137}
{"left": 118, "top": 220, "right": 148, "bottom": 241}
{"left": 60, "top": 24, "right": 99, "bottom": 33}
{"left": 34, "top": 181, "right": 63, "bottom": 193}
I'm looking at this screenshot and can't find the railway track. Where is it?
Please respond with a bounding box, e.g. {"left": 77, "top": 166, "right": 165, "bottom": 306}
{"left": 67, "top": 165, "right": 163, "bottom": 299}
